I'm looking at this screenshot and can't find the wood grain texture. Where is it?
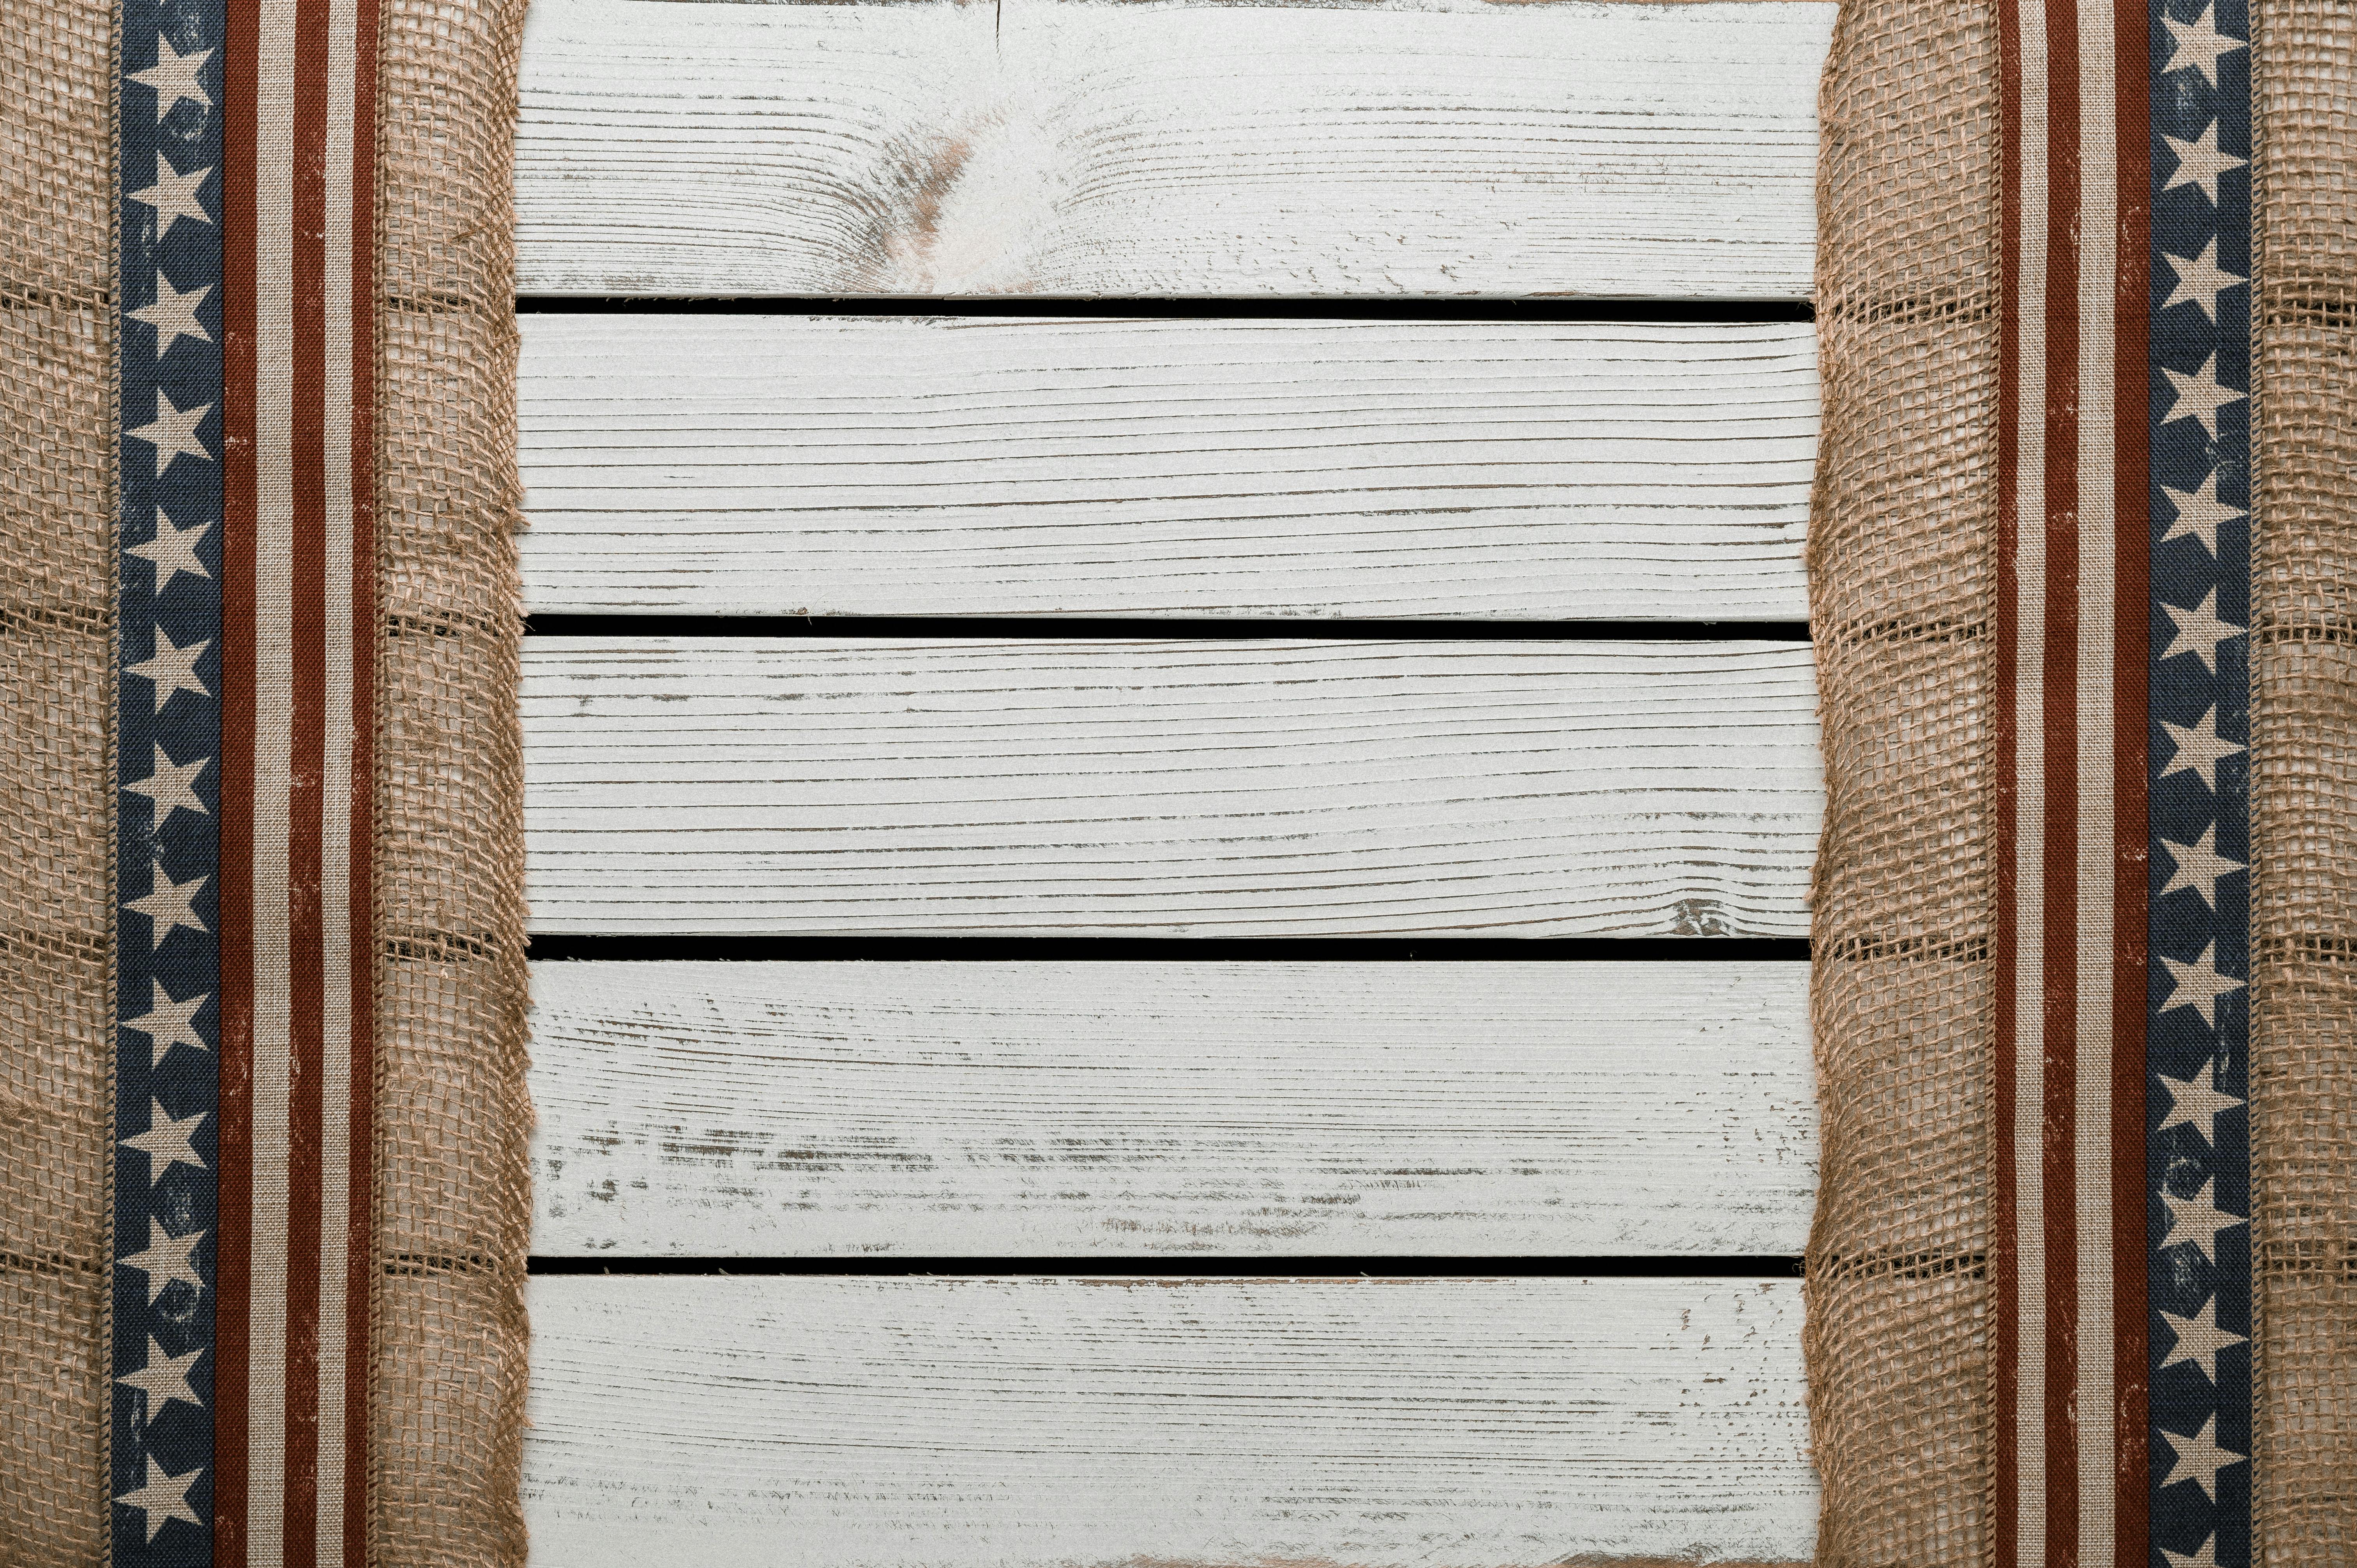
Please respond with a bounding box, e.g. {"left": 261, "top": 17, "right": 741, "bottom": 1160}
{"left": 514, "top": 0, "right": 1834, "bottom": 298}
{"left": 521, "top": 639, "right": 1823, "bottom": 936}
{"left": 523, "top": 1276, "right": 1817, "bottom": 1566}
{"left": 518, "top": 316, "right": 1818, "bottom": 619}
{"left": 527, "top": 960, "right": 1816, "bottom": 1257}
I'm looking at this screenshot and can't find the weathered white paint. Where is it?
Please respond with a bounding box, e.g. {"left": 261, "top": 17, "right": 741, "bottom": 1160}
{"left": 518, "top": 316, "right": 1818, "bottom": 619}
{"left": 523, "top": 1275, "right": 1818, "bottom": 1567}
{"left": 521, "top": 639, "right": 1823, "bottom": 936}
{"left": 515, "top": 0, "right": 1834, "bottom": 298}
{"left": 527, "top": 960, "right": 1816, "bottom": 1257}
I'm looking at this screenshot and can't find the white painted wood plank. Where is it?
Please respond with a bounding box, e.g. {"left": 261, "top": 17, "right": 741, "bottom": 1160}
{"left": 521, "top": 639, "right": 1822, "bottom": 937}
{"left": 527, "top": 960, "right": 1816, "bottom": 1257}
{"left": 518, "top": 316, "right": 1818, "bottom": 620}
{"left": 515, "top": 0, "right": 1834, "bottom": 298}
{"left": 523, "top": 1275, "right": 1817, "bottom": 1567}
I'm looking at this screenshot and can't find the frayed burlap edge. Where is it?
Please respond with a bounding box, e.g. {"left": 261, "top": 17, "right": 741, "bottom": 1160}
{"left": 1804, "top": 3, "right": 2000, "bottom": 1564}
{"left": 368, "top": 0, "right": 532, "bottom": 1564}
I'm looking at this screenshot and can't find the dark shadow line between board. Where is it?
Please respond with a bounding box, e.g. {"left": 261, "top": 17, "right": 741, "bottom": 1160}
{"left": 525, "top": 614, "right": 1813, "bottom": 643}
{"left": 525, "top": 935, "right": 1812, "bottom": 963}
{"left": 513, "top": 295, "right": 1815, "bottom": 324}
{"left": 527, "top": 1255, "right": 1807, "bottom": 1279}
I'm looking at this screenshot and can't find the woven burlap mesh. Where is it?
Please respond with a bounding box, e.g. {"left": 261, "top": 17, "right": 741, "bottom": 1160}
{"left": 0, "top": 0, "right": 114, "bottom": 1560}
{"left": 371, "top": 0, "right": 532, "bottom": 1563}
{"left": 0, "top": 0, "right": 533, "bottom": 1561}
{"left": 2250, "top": 4, "right": 2357, "bottom": 1562}
{"left": 1807, "top": 2, "right": 2357, "bottom": 1564}
{"left": 1804, "top": 2, "right": 1998, "bottom": 1564}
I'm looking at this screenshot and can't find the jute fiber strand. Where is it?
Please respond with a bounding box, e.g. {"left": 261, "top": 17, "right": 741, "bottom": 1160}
{"left": 2249, "top": 3, "right": 2357, "bottom": 1559}
{"left": 369, "top": 0, "right": 532, "bottom": 1563}
{"left": 1804, "top": 2, "right": 1999, "bottom": 1564}
{"left": 0, "top": 0, "right": 115, "bottom": 1559}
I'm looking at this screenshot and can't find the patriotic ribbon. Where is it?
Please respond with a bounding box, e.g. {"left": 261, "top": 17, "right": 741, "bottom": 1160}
{"left": 113, "top": 0, "right": 381, "bottom": 1561}
{"left": 1993, "top": 3, "right": 2253, "bottom": 1565}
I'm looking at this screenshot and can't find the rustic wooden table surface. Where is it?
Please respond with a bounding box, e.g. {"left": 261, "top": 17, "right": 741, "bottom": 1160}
{"left": 511, "top": 3, "right": 1836, "bottom": 1563}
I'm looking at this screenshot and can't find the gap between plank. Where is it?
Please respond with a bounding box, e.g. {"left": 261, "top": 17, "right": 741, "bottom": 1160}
{"left": 525, "top": 1255, "right": 1807, "bottom": 1279}
{"left": 523, "top": 936, "right": 1813, "bottom": 962}
{"left": 524, "top": 615, "right": 1814, "bottom": 642}
{"left": 512, "top": 295, "right": 1816, "bottom": 323}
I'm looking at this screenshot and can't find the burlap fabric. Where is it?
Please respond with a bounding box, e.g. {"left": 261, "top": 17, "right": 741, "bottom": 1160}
{"left": 0, "top": 0, "right": 118, "bottom": 1559}
{"left": 1804, "top": 3, "right": 1998, "bottom": 1563}
{"left": 1807, "top": 2, "right": 2354, "bottom": 1564}
{"left": 2248, "top": 5, "right": 2357, "bottom": 1557}
{"left": 0, "top": 0, "right": 531, "bottom": 1561}
{"left": 371, "top": 0, "right": 532, "bottom": 1563}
